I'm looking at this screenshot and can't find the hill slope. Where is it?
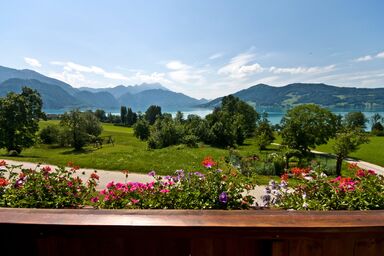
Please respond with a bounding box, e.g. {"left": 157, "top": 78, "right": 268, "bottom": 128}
{"left": 203, "top": 83, "right": 384, "bottom": 110}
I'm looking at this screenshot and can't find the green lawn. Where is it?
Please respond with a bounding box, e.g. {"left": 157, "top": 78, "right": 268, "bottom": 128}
{"left": 0, "top": 121, "right": 268, "bottom": 175}
{"left": 315, "top": 136, "right": 384, "bottom": 167}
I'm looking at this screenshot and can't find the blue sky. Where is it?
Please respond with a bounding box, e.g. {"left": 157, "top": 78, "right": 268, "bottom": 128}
{"left": 1, "top": 0, "right": 383, "bottom": 99}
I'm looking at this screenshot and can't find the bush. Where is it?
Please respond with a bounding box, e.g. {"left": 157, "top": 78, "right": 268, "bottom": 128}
{"left": 270, "top": 165, "right": 384, "bottom": 210}
{"left": 0, "top": 161, "right": 98, "bottom": 208}
{"left": 133, "top": 119, "right": 150, "bottom": 140}
{"left": 91, "top": 167, "right": 254, "bottom": 210}
{"left": 182, "top": 134, "right": 199, "bottom": 148}
{"left": 39, "top": 125, "right": 59, "bottom": 144}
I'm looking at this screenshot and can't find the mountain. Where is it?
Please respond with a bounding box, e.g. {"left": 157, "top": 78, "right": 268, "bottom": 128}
{"left": 74, "top": 90, "right": 120, "bottom": 109}
{"left": 0, "top": 65, "right": 76, "bottom": 95}
{"left": 0, "top": 78, "right": 81, "bottom": 109}
{"left": 203, "top": 83, "right": 384, "bottom": 110}
{"left": 118, "top": 89, "right": 206, "bottom": 111}
{"left": 0, "top": 65, "right": 207, "bottom": 111}
{"left": 79, "top": 83, "right": 169, "bottom": 98}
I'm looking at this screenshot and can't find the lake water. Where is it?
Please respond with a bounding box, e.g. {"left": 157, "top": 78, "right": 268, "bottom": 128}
{"left": 45, "top": 108, "right": 384, "bottom": 127}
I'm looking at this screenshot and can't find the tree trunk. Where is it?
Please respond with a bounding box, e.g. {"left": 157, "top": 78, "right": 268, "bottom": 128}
{"left": 336, "top": 156, "right": 343, "bottom": 177}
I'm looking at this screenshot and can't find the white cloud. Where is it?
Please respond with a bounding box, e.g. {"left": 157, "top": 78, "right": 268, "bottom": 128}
{"left": 165, "top": 60, "right": 205, "bottom": 84}
{"left": 218, "top": 53, "right": 264, "bottom": 79}
{"left": 209, "top": 53, "right": 223, "bottom": 60}
{"left": 24, "top": 57, "right": 42, "bottom": 68}
{"left": 269, "top": 65, "right": 335, "bottom": 75}
{"left": 166, "top": 60, "right": 190, "bottom": 70}
{"left": 50, "top": 61, "right": 129, "bottom": 80}
{"left": 376, "top": 51, "right": 384, "bottom": 59}
{"left": 133, "top": 71, "right": 171, "bottom": 84}
{"left": 355, "top": 55, "right": 373, "bottom": 62}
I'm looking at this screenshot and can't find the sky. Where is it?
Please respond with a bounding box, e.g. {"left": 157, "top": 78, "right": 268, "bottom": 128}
{"left": 1, "top": 0, "right": 384, "bottom": 99}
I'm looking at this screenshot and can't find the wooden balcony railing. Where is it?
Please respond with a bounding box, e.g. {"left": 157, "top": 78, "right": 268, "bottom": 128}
{"left": 0, "top": 208, "right": 383, "bottom": 256}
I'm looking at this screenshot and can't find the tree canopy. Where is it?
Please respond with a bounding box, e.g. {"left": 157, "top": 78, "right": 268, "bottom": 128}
{"left": 0, "top": 87, "right": 45, "bottom": 154}
{"left": 280, "top": 104, "right": 339, "bottom": 153}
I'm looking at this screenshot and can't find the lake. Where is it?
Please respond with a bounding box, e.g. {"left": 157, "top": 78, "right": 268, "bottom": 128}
{"left": 45, "top": 108, "right": 384, "bottom": 127}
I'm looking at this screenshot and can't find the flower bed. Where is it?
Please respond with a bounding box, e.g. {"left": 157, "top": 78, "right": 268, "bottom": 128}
{"left": 1, "top": 158, "right": 383, "bottom": 210}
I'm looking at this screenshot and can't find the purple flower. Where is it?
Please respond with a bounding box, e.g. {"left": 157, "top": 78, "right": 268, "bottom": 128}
{"left": 148, "top": 170, "right": 156, "bottom": 177}
{"left": 219, "top": 192, "right": 228, "bottom": 204}
{"left": 194, "top": 172, "right": 205, "bottom": 179}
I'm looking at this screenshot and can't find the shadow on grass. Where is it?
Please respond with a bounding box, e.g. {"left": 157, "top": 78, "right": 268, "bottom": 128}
{"left": 0, "top": 154, "right": 41, "bottom": 159}
{"left": 60, "top": 148, "right": 96, "bottom": 155}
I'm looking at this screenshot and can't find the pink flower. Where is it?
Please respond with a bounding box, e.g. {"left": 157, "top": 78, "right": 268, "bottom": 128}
{"left": 160, "top": 189, "right": 170, "bottom": 194}
{"left": 130, "top": 198, "right": 139, "bottom": 204}
{"left": 42, "top": 166, "right": 52, "bottom": 173}
{"left": 67, "top": 181, "right": 73, "bottom": 187}
{"left": 106, "top": 181, "right": 115, "bottom": 189}
{"left": 91, "top": 197, "right": 99, "bottom": 203}
{"left": 202, "top": 156, "right": 216, "bottom": 168}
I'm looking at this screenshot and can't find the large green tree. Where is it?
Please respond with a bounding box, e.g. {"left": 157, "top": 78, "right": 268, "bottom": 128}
{"left": 333, "top": 128, "right": 369, "bottom": 176}
{"left": 344, "top": 111, "right": 367, "bottom": 130}
{"left": 145, "top": 105, "right": 162, "bottom": 125}
{"left": 60, "top": 109, "right": 103, "bottom": 150}
{"left": 280, "top": 104, "right": 339, "bottom": 153}
{"left": 0, "top": 87, "right": 45, "bottom": 154}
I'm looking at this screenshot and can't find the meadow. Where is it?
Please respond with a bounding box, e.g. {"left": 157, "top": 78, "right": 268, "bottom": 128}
{"left": 1, "top": 121, "right": 381, "bottom": 178}
{"left": 0, "top": 120, "right": 276, "bottom": 176}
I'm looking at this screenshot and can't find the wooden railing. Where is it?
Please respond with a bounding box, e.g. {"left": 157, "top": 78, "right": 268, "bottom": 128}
{"left": 0, "top": 208, "right": 383, "bottom": 256}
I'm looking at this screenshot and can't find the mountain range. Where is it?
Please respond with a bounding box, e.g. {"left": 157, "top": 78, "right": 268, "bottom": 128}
{"left": 0, "top": 66, "right": 207, "bottom": 111}
{"left": 1, "top": 65, "right": 384, "bottom": 112}
{"left": 201, "top": 83, "right": 384, "bottom": 110}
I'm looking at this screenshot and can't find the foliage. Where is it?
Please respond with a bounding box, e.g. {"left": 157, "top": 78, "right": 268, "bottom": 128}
{"left": 39, "top": 125, "right": 60, "bottom": 144}
{"left": 333, "top": 128, "right": 369, "bottom": 176}
{"left": 344, "top": 111, "right": 367, "bottom": 130}
{"left": 133, "top": 118, "right": 150, "bottom": 140}
{"left": 254, "top": 113, "right": 275, "bottom": 150}
{"left": 94, "top": 109, "right": 107, "bottom": 122}
{"left": 205, "top": 95, "right": 259, "bottom": 147}
{"left": 273, "top": 164, "right": 384, "bottom": 210}
{"left": 145, "top": 105, "right": 162, "bottom": 125}
{"left": 0, "top": 161, "right": 98, "bottom": 208}
{"left": 147, "top": 115, "right": 184, "bottom": 149}
{"left": 120, "top": 106, "right": 127, "bottom": 124}
{"left": 60, "top": 109, "right": 103, "bottom": 150}
{"left": 280, "top": 104, "right": 339, "bottom": 153}
{"left": 91, "top": 158, "right": 254, "bottom": 209}
{"left": 0, "top": 87, "right": 45, "bottom": 154}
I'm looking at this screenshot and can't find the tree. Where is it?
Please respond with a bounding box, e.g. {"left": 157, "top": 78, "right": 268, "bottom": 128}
{"left": 370, "top": 113, "right": 383, "bottom": 134}
{"left": 94, "top": 109, "right": 107, "bottom": 122}
{"left": 254, "top": 113, "right": 275, "bottom": 150}
{"left": 280, "top": 104, "right": 339, "bottom": 153}
{"left": 39, "top": 125, "right": 60, "bottom": 144}
{"left": 133, "top": 118, "right": 150, "bottom": 140}
{"left": 145, "top": 105, "right": 162, "bottom": 125}
{"left": 0, "top": 87, "right": 45, "bottom": 154}
{"left": 126, "top": 107, "right": 137, "bottom": 126}
{"left": 120, "top": 106, "right": 127, "bottom": 125}
{"left": 333, "top": 128, "right": 369, "bottom": 176}
{"left": 60, "top": 109, "right": 103, "bottom": 150}
{"left": 344, "top": 111, "right": 367, "bottom": 130}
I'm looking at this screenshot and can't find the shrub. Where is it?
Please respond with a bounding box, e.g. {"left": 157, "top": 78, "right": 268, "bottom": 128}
{"left": 0, "top": 161, "right": 98, "bottom": 208}
{"left": 270, "top": 164, "right": 384, "bottom": 210}
{"left": 39, "top": 125, "right": 59, "bottom": 144}
{"left": 182, "top": 134, "right": 199, "bottom": 148}
{"left": 91, "top": 158, "right": 254, "bottom": 210}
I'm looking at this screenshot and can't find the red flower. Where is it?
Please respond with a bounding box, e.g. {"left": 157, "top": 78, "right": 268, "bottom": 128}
{"left": 90, "top": 172, "right": 99, "bottom": 180}
{"left": 280, "top": 173, "right": 289, "bottom": 181}
{"left": 0, "top": 160, "right": 6, "bottom": 166}
{"left": 42, "top": 166, "right": 52, "bottom": 173}
{"left": 202, "top": 156, "right": 216, "bottom": 168}
{"left": 0, "top": 177, "right": 8, "bottom": 187}
{"left": 356, "top": 169, "right": 366, "bottom": 177}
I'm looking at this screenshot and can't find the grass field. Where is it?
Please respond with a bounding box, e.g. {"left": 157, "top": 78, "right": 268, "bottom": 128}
{"left": 316, "top": 136, "right": 384, "bottom": 167}
{"left": 0, "top": 121, "right": 273, "bottom": 175}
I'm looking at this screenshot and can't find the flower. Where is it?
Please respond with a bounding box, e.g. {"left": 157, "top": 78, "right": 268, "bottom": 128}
{"left": 202, "top": 156, "right": 216, "bottom": 168}
{"left": 219, "top": 192, "right": 228, "bottom": 204}
{"left": 0, "top": 177, "right": 8, "bottom": 187}
{"left": 0, "top": 160, "right": 6, "bottom": 166}
{"left": 160, "top": 189, "right": 170, "bottom": 194}
{"left": 42, "top": 166, "right": 52, "bottom": 173}
{"left": 90, "top": 172, "right": 99, "bottom": 180}
{"left": 148, "top": 170, "right": 156, "bottom": 177}
{"left": 91, "top": 197, "right": 99, "bottom": 203}
{"left": 130, "top": 198, "right": 139, "bottom": 204}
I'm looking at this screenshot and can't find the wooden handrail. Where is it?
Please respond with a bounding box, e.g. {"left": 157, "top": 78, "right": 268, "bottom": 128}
{"left": 1, "top": 208, "right": 384, "bottom": 228}
{"left": 1, "top": 208, "right": 383, "bottom": 256}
